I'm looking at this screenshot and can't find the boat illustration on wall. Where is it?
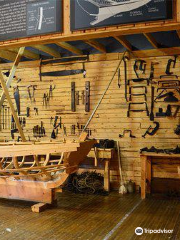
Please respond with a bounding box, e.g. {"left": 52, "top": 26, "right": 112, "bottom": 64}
{"left": 77, "top": 0, "right": 152, "bottom": 25}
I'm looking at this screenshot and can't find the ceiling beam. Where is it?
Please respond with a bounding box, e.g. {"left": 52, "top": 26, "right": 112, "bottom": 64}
{"left": 56, "top": 42, "right": 83, "bottom": 55}
{"left": 33, "top": 45, "right": 61, "bottom": 58}
{"left": 132, "top": 46, "right": 180, "bottom": 58}
{"left": 114, "top": 36, "right": 133, "bottom": 51}
{"left": 84, "top": 40, "right": 106, "bottom": 53}
{"left": 143, "top": 33, "right": 160, "bottom": 49}
{"left": 0, "top": 50, "right": 17, "bottom": 61}
{"left": 8, "top": 48, "right": 39, "bottom": 60}
{"left": 0, "top": 21, "right": 179, "bottom": 50}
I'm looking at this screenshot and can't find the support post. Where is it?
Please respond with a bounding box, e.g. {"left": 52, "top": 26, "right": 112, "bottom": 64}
{"left": 141, "top": 155, "right": 147, "bottom": 199}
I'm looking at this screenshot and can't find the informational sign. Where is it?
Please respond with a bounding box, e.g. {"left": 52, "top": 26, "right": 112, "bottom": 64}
{"left": 0, "top": 0, "right": 62, "bottom": 41}
{"left": 71, "top": 0, "right": 173, "bottom": 30}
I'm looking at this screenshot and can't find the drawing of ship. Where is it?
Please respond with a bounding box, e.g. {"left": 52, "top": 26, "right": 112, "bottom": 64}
{"left": 77, "top": 0, "right": 152, "bottom": 25}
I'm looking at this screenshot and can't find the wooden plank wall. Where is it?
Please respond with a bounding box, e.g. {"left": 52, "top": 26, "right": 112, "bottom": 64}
{"left": 0, "top": 53, "right": 179, "bottom": 189}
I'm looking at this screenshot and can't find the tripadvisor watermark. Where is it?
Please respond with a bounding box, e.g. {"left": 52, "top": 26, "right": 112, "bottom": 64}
{"left": 135, "top": 227, "right": 173, "bottom": 235}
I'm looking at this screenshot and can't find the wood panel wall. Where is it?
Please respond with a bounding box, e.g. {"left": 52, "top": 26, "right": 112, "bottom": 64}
{"left": 0, "top": 53, "right": 179, "bottom": 189}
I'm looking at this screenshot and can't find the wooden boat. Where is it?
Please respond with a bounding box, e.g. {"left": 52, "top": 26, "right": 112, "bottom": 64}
{"left": 77, "top": 0, "right": 151, "bottom": 25}
{"left": 0, "top": 139, "right": 96, "bottom": 211}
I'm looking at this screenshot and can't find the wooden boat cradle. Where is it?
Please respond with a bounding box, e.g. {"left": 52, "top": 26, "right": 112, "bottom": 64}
{"left": 0, "top": 140, "right": 96, "bottom": 211}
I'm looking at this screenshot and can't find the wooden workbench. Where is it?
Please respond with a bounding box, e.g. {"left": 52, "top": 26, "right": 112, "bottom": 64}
{"left": 140, "top": 152, "right": 180, "bottom": 199}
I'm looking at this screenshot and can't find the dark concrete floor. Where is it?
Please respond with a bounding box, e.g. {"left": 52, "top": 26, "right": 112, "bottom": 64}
{"left": 0, "top": 192, "right": 179, "bottom": 240}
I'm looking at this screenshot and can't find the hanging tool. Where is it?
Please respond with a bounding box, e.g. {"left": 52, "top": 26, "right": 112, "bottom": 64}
{"left": 39, "top": 57, "right": 42, "bottom": 81}
{"left": 85, "top": 81, "right": 90, "bottom": 112}
{"left": 174, "top": 125, "right": 180, "bottom": 135}
{"left": 127, "top": 102, "right": 149, "bottom": 117}
{"left": 119, "top": 130, "right": 136, "bottom": 138}
{"left": 118, "top": 68, "right": 121, "bottom": 88}
{"left": 71, "top": 125, "right": 76, "bottom": 135}
{"left": 134, "top": 60, "right": 147, "bottom": 78}
{"left": 150, "top": 86, "right": 155, "bottom": 121}
{"left": 169, "top": 105, "right": 180, "bottom": 117}
{"left": 160, "top": 55, "right": 178, "bottom": 78}
{"left": 142, "top": 122, "right": 160, "bottom": 138}
{"left": 40, "top": 69, "right": 85, "bottom": 77}
{"left": 155, "top": 91, "right": 179, "bottom": 102}
{"left": 14, "top": 86, "right": 20, "bottom": 115}
{"left": 123, "top": 56, "right": 129, "bottom": 102}
{"left": 27, "top": 85, "right": 37, "bottom": 102}
{"left": 34, "top": 107, "right": 38, "bottom": 115}
{"left": 49, "top": 85, "right": 55, "bottom": 99}
{"left": 71, "top": 82, "right": 76, "bottom": 112}
{"left": 26, "top": 107, "right": 30, "bottom": 117}
{"left": 81, "top": 90, "right": 85, "bottom": 105}
{"left": 156, "top": 106, "right": 172, "bottom": 117}
{"left": 43, "top": 93, "right": 49, "bottom": 107}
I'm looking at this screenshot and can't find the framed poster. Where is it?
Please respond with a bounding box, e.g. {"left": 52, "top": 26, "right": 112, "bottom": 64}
{"left": 71, "top": 0, "right": 173, "bottom": 31}
{"left": 0, "top": 0, "right": 62, "bottom": 41}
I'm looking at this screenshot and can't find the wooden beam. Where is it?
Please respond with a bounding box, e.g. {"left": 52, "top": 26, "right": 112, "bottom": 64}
{"left": 33, "top": 45, "right": 61, "bottom": 58}
{"left": 114, "top": 36, "right": 133, "bottom": 51}
{"left": 0, "top": 50, "right": 17, "bottom": 61}
{"left": 9, "top": 48, "right": 40, "bottom": 60}
{"left": 84, "top": 40, "right": 106, "bottom": 53}
{"left": 0, "top": 71, "right": 26, "bottom": 142}
{"left": 56, "top": 42, "right": 83, "bottom": 55}
{"left": 132, "top": 46, "right": 180, "bottom": 58}
{"left": 143, "top": 33, "right": 160, "bottom": 49}
{"left": 0, "top": 20, "right": 179, "bottom": 50}
{"left": 0, "top": 47, "right": 25, "bottom": 107}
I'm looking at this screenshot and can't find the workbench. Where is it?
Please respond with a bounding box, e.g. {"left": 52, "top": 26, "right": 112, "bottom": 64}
{"left": 140, "top": 152, "right": 180, "bottom": 199}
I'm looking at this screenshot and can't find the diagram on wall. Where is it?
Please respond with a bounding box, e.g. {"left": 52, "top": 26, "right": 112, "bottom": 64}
{"left": 27, "top": 0, "right": 61, "bottom": 35}
{"left": 71, "top": 0, "right": 173, "bottom": 30}
{"left": 0, "top": 0, "right": 62, "bottom": 42}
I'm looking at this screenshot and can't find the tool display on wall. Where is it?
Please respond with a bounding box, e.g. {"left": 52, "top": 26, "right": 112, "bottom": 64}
{"left": 160, "top": 55, "right": 178, "bottom": 78}
{"left": 142, "top": 122, "right": 159, "bottom": 138}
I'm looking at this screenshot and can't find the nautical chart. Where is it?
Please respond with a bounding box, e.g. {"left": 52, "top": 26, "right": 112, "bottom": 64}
{"left": 71, "top": 0, "right": 173, "bottom": 30}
